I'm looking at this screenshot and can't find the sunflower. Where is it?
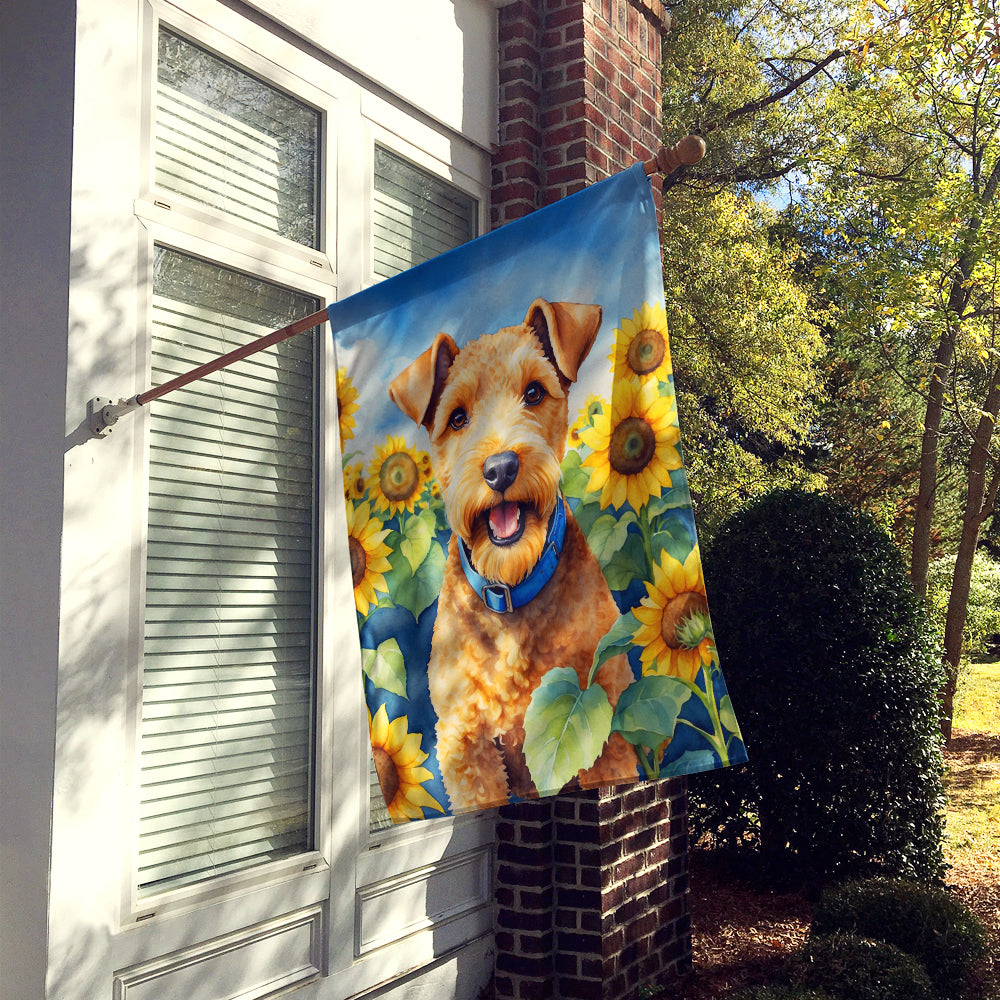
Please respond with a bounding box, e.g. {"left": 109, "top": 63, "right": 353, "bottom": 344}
{"left": 579, "top": 378, "right": 682, "bottom": 510}
{"left": 345, "top": 499, "right": 392, "bottom": 615}
{"left": 632, "top": 546, "right": 716, "bottom": 683}
{"left": 367, "top": 436, "right": 431, "bottom": 517}
{"left": 368, "top": 704, "right": 446, "bottom": 823}
{"left": 609, "top": 302, "right": 672, "bottom": 383}
{"left": 344, "top": 461, "right": 367, "bottom": 502}
{"left": 336, "top": 368, "right": 360, "bottom": 450}
{"left": 568, "top": 393, "right": 607, "bottom": 448}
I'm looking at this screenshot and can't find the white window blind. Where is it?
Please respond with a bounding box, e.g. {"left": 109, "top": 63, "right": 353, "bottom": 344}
{"left": 156, "top": 27, "right": 320, "bottom": 248}
{"left": 138, "top": 248, "right": 319, "bottom": 895}
{"left": 368, "top": 150, "right": 477, "bottom": 831}
{"left": 372, "top": 145, "right": 478, "bottom": 280}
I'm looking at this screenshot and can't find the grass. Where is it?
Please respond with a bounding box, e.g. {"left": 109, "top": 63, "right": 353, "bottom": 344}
{"left": 955, "top": 657, "right": 1000, "bottom": 733}
{"left": 945, "top": 659, "right": 1000, "bottom": 870}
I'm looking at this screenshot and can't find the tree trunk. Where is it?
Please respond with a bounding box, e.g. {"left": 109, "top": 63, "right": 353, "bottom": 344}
{"left": 940, "top": 375, "right": 1000, "bottom": 741}
{"left": 910, "top": 331, "right": 955, "bottom": 598}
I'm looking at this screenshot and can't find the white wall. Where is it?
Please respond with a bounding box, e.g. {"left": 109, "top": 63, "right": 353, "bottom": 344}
{"left": 0, "top": 0, "right": 76, "bottom": 994}
{"left": 243, "top": 0, "right": 498, "bottom": 151}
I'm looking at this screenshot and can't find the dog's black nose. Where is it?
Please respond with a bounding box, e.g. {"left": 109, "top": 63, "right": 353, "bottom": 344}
{"left": 483, "top": 451, "right": 519, "bottom": 492}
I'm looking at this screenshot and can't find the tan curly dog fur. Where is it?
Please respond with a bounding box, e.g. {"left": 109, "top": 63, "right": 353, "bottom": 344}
{"left": 389, "top": 298, "right": 638, "bottom": 812}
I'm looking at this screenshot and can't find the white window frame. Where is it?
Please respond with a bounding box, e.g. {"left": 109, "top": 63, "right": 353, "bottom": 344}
{"left": 110, "top": 0, "right": 496, "bottom": 992}
{"left": 122, "top": 0, "right": 340, "bottom": 932}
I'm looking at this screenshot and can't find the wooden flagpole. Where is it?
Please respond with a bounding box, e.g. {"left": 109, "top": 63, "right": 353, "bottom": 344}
{"left": 88, "top": 135, "right": 705, "bottom": 437}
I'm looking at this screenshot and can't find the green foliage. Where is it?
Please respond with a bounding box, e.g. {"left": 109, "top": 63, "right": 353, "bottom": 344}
{"left": 927, "top": 550, "right": 1000, "bottom": 659}
{"left": 791, "top": 933, "right": 934, "bottom": 1000}
{"left": 663, "top": 188, "right": 827, "bottom": 538}
{"left": 811, "top": 878, "right": 988, "bottom": 999}
{"left": 691, "top": 488, "right": 947, "bottom": 882}
{"left": 732, "top": 988, "right": 836, "bottom": 1000}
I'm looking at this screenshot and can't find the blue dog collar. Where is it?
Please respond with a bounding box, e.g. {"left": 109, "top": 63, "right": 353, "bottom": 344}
{"left": 458, "top": 497, "right": 567, "bottom": 613}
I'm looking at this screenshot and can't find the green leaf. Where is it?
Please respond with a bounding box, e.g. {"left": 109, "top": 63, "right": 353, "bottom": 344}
{"left": 523, "top": 667, "right": 613, "bottom": 793}
{"left": 587, "top": 611, "right": 640, "bottom": 687}
{"left": 611, "top": 674, "right": 692, "bottom": 748}
{"left": 718, "top": 694, "right": 741, "bottom": 736}
{"left": 361, "top": 638, "right": 408, "bottom": 699}
{"left": 570, "top": 494, "right": 603, "bottom": 537}
{"left": 587, "top": 511, "right": 638, "bottom": 565}
{"left": 560, "top": 449, "right": 592, "bottom": 500}
{"left": 602, "top": 534, "right": 648, "bottom": 590}
{"left": 392, "top": 541, "right": 446, "bottom": 622}
{"left": 399, "top": 509, "right": 435, "bottom": 574}
{"left": 650, "top": 517, "right": 694, "bottom": 565}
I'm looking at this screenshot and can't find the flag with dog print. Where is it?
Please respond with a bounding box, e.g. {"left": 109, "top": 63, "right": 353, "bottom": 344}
{"left": 331, "top": 163, "right": 747, "bottom": 823}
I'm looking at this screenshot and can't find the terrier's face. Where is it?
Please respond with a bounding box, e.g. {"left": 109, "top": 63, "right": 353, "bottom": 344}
{"left": 389, "top": 299, "right": 603, "bottom": 588}
{"left": 429, "top": 325, "right": 567, "bottom": 586}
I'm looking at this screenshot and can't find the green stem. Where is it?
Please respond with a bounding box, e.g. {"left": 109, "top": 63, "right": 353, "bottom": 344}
{"left": 636, "top": 745, "right": 660, "bottom": 779}
{"left": 677, "top": 662, "right": 732, "bottom": 767}
{"left": 637, "top": 503, "right": 656, "bottom": 577}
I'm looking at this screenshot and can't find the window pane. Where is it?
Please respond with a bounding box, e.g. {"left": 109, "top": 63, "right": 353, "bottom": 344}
{"left": 372, "top": 146, "right": 477, "bottom": 279}
{"left": 139, "top": 247, "right": 318, "bottom": 895}
{"left": 156, "top": 28, "right": 320, "bottom": 248}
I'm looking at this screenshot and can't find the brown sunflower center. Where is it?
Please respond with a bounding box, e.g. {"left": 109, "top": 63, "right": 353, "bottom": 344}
{"left": 348, "top": 535, "right": 367, "bottom": 588}
{"left": 372, "top": 745, "right": 400, "bottom": 806}
{"left": 380, "top": 452, "right": 419, "bottom": 502}
{"left": 609, "top": 416, "right": 656, "bottom": 475}
{"left": 661, "top": 591, "right": 710, "bottom": 649}
{"left": 626, "top": 329, "right": 666, "bottom": 375}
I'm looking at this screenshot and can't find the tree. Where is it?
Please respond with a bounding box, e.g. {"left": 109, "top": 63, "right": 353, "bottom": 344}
{"left": 658, "top": 1, "right": 850, "bottom": 535}
{"left": 661, "top": 188, "right": 825, "bottom": 535}
{"left": 805, "top": 0, "right": 1000, "bottom": 735}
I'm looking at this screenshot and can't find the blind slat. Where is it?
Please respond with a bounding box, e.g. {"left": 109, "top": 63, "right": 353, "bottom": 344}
{"left": 139, "top": 239, "right": 317, "bottom": 895}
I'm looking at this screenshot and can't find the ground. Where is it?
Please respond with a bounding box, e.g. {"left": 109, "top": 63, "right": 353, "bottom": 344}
{"left": 660, "top": 727, "right": 1000, "bottom": 999}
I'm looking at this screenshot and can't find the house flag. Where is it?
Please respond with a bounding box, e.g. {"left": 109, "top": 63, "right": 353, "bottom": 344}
{"left": 331, "top": 163, "right": 747, "bottom": 822}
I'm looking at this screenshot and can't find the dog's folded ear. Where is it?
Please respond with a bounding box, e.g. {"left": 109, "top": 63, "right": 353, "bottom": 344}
{"left": 525, "top": 299, "right": 603, "bottom": 384}
{"left": 389, "top": 332, "right": 459, "bottom": 428}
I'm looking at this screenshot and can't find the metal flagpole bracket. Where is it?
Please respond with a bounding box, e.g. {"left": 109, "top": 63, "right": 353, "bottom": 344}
{"left": 88, "top": 395, "right": 141, "bottom": 438}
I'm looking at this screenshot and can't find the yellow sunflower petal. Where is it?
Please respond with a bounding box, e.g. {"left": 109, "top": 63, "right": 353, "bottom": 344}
{"left": 369, "top": 703, "right": 389, "bottom": 745}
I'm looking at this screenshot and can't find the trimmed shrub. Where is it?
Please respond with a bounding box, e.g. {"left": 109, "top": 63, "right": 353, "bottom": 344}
{"left": 811, "top": 878, "right": 988, "bottom": 999}
{"left": 732, "top": 987, "right": 837, "bottom": 1000}
{"left": 792, "top": 933, "right": 934, "bottom": 1000}
{"left": 691, "top": 488, "right": 947, "bottom": 882}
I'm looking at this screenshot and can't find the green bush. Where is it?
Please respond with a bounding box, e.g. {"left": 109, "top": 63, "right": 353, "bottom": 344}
{"left": 811, "top": 878, "right": 988, "bottom": 999}
{"left": 732, "top": 987, "right": 837, "bottom": 1000}
{"left": 791, "top": 933, "right": 934, "bottom": 1000}
{"left": 927, "top": 550, "right": 1000, "bottom": 659}
{"left": 692, "top": 488, "right": 947, "bottom": 882}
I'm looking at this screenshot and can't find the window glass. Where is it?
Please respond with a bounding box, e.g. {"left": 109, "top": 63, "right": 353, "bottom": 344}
{"left": 138, "top": 246, "right": 318, "bottom": 895}
{"left": 156, "top": 27, "right": 320, "bottom": 248}
{"left": 372, "top": 145, "right": 477, "bottom": 279}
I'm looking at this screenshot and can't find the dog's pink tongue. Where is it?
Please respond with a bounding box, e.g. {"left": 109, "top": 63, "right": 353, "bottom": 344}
{"left": 489, "top": 501, "right": 520, "bottom": 540}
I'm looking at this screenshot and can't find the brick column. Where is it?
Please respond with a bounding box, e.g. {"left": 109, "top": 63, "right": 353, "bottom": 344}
{"left": 491, "top": 3, "right": 691, "bottom": 999}
{"left": 492, "top": 0, "right": 668, "bottom": 227}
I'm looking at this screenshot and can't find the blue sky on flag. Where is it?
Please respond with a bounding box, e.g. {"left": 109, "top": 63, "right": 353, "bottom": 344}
{"left": 330, "top": 164, "right": 663, "bottom": 457}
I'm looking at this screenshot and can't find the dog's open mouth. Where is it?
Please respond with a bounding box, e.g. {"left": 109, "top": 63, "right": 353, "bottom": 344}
{"left": 486, "top": 500, "right": 527, "bottom": 546}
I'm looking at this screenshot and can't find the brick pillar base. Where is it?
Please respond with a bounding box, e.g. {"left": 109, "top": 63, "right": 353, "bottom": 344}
{"left": 494, "top": 782, "right": 690, "bottom": 1000}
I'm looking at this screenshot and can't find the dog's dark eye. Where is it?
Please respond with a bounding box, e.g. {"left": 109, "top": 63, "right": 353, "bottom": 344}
{"left": 448, "top": 407, "right": 468, "bottom": 431}
{"left": 523, "top": 381, "right": 546, "bottom": 406}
